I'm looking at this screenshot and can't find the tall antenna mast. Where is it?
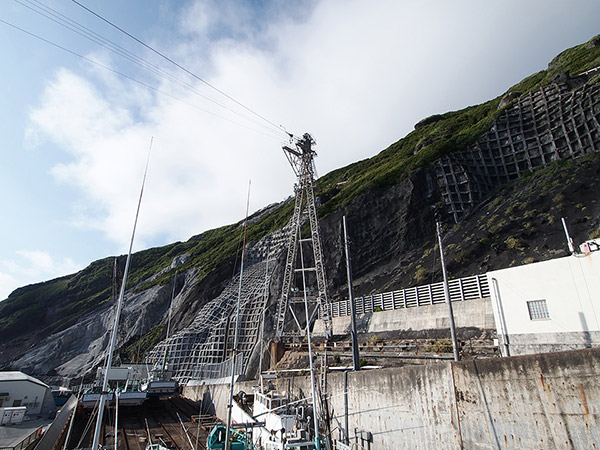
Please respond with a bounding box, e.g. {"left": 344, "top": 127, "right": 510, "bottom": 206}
{"left": 225, "top": 180, "right": 252, "bottom": 450}
{"left": 91, "top": 138, "right": 152, "bottom": 450}
{"left": 276, "top": 133, "right": 332, "bottom": 340}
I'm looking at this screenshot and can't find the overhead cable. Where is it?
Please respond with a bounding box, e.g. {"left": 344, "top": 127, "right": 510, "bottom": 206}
{"left": 71, "top": 0, "right": 288, "bottom": 138}
{"left": 0, "top": 17, "right": 284, "bottom": 141}
{"left": 14, "top": 0, "right": 282, "bottom": 137}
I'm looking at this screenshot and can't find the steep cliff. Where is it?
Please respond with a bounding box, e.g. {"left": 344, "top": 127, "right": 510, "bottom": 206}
{"left": 1, "top": 35, "right": 599, "bottom": 379}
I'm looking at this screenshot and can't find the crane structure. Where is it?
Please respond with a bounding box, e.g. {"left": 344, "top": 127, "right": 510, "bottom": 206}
{"left": 275, "top": 133, "right": 332, "bottom": 339}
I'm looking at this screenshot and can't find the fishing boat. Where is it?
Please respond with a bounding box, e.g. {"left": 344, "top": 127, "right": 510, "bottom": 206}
{"left": 254, "top": 390, "right": 315, "bottom": 450}
{"left": 80, "top": 388, "right": 114, "bottom": 409}
{"left": 206, "top": 424, "right": 248, "bottom": 450}
{"left": 81, "top": 366, "right": 147, "bottom": 408}
{"left": 117, "top": 377, "right": 147, "bottom": 406}
{"left": 51, "top": 387, "right": 73, "bottom": 406}
{"left": 141, "top": 365, "right": 178, "bottom": 397}
{"left": 229, "top": 388, "right": 316, "bottom": 450}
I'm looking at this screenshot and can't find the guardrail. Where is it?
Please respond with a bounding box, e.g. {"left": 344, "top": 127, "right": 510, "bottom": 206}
{"left": 328, "top": 274, "right": 489, "bottom": 318}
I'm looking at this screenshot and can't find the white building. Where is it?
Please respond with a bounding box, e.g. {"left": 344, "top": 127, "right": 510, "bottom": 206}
{"left": 0, "top": 372, "right": 55, "bottom": 417}
{"left": 487, "top": 250, "right": 600, "bottom": 356}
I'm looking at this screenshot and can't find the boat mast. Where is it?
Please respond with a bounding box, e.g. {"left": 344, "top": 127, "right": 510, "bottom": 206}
{"left": 114, "top": 391, "right": 119, "bottom": 450}
{"left": 91, "top": 139, "right": 152, "bottom": 450}
{"left": 258, "top": 244, "right": 270, "bottom": 391}
{"left": 162, "top": 272, "right": 176, "bottom": 372}
{"left": 343, "top": 215, "right": 360, "bottom": 371}
{"left": 62, "top": 380, "right": 83, "bottom": 450}
{"left": 225, "top": 180, "right": 252, "bottom": 450}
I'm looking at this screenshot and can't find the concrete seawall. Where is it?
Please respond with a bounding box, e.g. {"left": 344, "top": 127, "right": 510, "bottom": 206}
{"left": 184, "top": 347, "right": 600, "bottom": 449}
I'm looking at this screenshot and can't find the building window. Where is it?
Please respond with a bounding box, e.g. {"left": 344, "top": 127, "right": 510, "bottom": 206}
{"left": 527, "top": 299, "right": 550, "bottom": 320}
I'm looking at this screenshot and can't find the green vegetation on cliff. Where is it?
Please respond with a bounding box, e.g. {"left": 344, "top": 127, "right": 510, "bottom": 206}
{"left": 0, "top": 259, "right": 114, "bottom": 340}
{"left": 316, "top": 34, "right": 600, "bottom": 216}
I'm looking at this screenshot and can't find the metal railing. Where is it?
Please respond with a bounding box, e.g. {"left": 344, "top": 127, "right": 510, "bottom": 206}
{"left": 327, "top": 274, "right": 489, "bottom": 318}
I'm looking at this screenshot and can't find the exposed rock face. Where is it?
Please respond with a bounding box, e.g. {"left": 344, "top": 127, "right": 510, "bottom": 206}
{"left": 498, "top": 91, "right": 521, "bottom": 109}
{"left": 12, "top": 267, "right": 200, "bottom": 378}
{"left": 587, "top": 36, "right": 600, "bottom": 48}
{"left": 414, "top": 114, "right": 444, "bottom": 130}
{"left": 319, "top": 168, "right": 440, "bottom": 298}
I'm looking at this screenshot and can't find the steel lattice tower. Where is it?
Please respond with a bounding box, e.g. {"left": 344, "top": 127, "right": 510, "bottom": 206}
{"left": 275, "top": 133, "right": 332, "bottom": 339}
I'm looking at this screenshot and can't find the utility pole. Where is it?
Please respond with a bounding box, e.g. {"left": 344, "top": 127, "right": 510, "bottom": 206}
{"left": 298, "top": 221, "right": 320, "bottom": 447}
{"left": 436, "top": 221, "right": 460, "bottom": 361}
{"left": 343, "top": 215, "right": 360, "bottom": 371}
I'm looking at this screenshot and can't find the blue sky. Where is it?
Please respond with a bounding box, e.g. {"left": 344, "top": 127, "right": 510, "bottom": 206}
{"left": 1, "top": 0, "right": 599, "bottom": 300}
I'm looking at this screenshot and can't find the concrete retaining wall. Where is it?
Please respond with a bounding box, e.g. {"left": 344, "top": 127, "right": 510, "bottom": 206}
{"left": 184, "top": 348, "right": 600, "bottom": 449}
{"left": 185, "top": 377, "right": 256, "bottom": 421}
{"left": 313, "top": 297, "right": 495, "bottom": 337}
{"left": 453, "top": 350, "right": 600, "bottom": 449}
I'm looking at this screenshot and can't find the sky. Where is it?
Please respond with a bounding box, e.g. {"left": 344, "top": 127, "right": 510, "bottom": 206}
{"left": 1, "top": 0, "right": 599, "bottom": 300}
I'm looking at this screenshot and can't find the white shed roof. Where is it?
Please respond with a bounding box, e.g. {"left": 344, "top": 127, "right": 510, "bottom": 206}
{"left": 0, "top": 371, "right": 49, "bottom": 389}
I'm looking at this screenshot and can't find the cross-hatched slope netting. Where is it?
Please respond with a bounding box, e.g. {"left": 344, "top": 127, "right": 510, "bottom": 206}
{"left": 437, "top": 82, "right": 600, "bottom": 221}
{"left": 146, "top": 259, "right": 273, "bottom": 383}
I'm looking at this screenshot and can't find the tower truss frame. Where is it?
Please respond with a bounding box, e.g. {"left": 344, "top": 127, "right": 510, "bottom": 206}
{"left": 275, "top": 133, "right": 332, "bottom": 339}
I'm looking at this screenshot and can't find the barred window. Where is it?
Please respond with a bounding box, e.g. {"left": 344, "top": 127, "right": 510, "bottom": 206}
{"left": 527, "top": 299, "right": 550, "bottom": 320}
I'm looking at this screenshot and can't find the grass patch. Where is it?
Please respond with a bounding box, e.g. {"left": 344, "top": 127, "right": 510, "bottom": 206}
{"left": 505, "top": 236, "right": 526, "bottom": 251}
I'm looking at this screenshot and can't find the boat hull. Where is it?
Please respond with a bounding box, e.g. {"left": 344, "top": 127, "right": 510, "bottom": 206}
{"left": 117, "top": 391, "right": 147, "bottom": 406}
{"left": 143, "top": 380, "right": 178, "bottom": 397}
{"left": 80, "top": 392, "right": 114, "bottom": 409}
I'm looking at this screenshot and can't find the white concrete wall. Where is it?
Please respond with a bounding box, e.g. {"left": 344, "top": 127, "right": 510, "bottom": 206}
{"left": 0, "top": 380, "right": 48, "bottom": 415}
{"left": 488, "top": 251, "right": 600, "bottom": 355}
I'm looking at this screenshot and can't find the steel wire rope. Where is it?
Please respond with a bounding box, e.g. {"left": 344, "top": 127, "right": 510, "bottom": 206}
{"left": 17, "top": 0, "right": 211, "bottom": 96}
{"left": 0, "top": 17, "right": 283, "bottom": 141}
{"left": 17, "top": 0, "right": 169, "bottom": 74}
{"left": 18, "top": 0, "right": 286, "bottom": 138}
{"left": 71, "top": 0, "right": 288, "bottom": 139}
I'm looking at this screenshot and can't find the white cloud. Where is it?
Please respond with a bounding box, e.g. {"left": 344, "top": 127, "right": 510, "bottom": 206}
{"left": 15, "top": 250, "right": 79, "bottom": 276}
{"left": 0, "top": 273, "right": 19, "bottom": 302}
{"left": 24, "top": 0, "right": 600, "bottom": 256}
{"left": 0, "top": 250, "right": 82, "bottom": 300}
